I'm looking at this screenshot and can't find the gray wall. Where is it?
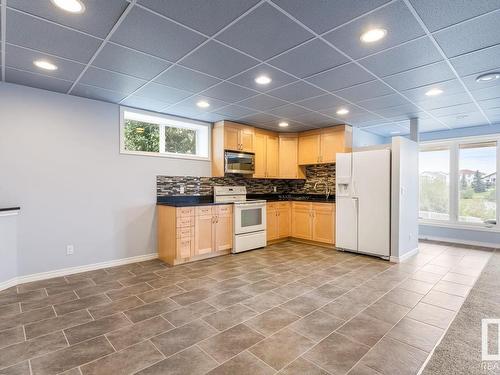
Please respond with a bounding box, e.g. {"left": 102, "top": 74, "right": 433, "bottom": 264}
{"left": 0, "top": 83, "right": 210, "bottom": 277}
{"left": 391, "top": 136, "right": 419, "bottom": 260}
{"left": 0, "top": 214, "right": 18, "bottom": 285}
{"left": 352, "top": 127, "right": 388, "bottom": 148}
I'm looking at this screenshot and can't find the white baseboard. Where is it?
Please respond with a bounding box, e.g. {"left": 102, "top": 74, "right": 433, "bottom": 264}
{"left": 419, "top": 235, "right": 498, "bottom": 249}
{"left": 0, "top": 253, "right": 158, "bottom": 291}
{"left": 390, "top": 247, "right": 419, "bottom": 263}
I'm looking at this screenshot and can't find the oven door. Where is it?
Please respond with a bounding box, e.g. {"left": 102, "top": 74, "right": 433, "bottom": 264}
{"left": 234, "top": 203, "right": 266, "bottom": 234}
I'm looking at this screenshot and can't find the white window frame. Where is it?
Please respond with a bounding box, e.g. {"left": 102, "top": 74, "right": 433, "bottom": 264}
{"left": 119, "top": 106, "right": 211, "bottom": 161}
{"left": 419, "top": 134, "right": 500, "bottom": 232}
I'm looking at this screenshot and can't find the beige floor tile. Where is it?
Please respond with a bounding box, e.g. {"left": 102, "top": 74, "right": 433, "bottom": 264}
{"left": 337, "top": 312, "right": 393, "bottom": 347}
{"left": 320, "top": 296, "right": 368, "bottom": 320}
{"left": 289, "top": 310, "right": 344, "bottom": 342}
{"left": 64, "top": 313, "right": 130, "bottom": 345}
{"left": 242, "top": 291, "right": 289, "bottom": 313}
{"left": 279, "top": 357, "right": 329, "bottom": 375}
{"left": 89, "top": 296, "right": 143, "bottom": 320}
{"left": 363, "top": 300, "right": 410, "bottom": 325}
{"left": 246, "top": 307, "right": 299, "bottom": 336}
{"left": 163, "top": 301, "right": 217, "bottom": 327}
{"left": 0, "top": 306, "right": 55, "bottom": 331}
{"left": 380, "top": 288, "right": 424, "bottom": 308}
{"left": 206, "top": 351, "right": 274, "bottom": 375}
{"left": 399, "top": 279, "right": 435, "bottom": 295}
{"left": 124, "top": 298, "right": 179, "bottom": 322}
{"left": 422, "top": 290, "right": 465, "bottom": 311}
{"left": 407, "top": 302, "right": 456, "bottom": 329}
{"left": 0, "top": 326, "right": 25, "bottom": 350}
{"left": 203, "top": 304, "right": 257, "bottom": 331}
{"left": 433, "top": 280, "right": 471, "bottom": 297}
{"left": 388, "top": 317, "right": 444, "bottom": 353}
{"left": 25, "top": 309, "right": 93, "bottom": 340}
{"left": 54, "top": 294, "right": 110, "bottom": 316}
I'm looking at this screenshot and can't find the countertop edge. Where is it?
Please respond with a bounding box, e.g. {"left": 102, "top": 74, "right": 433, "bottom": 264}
{"left": 0, "top": 207, "right": 21, "bottom": 212}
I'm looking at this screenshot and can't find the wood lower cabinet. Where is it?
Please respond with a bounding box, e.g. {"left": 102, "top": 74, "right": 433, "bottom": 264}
{"left": 267, "top": 202, "right": 292, "bottom": 241}
{"left": 157, "top": 204, "right": 232, "bottom": 265}
{"left": 291, "top": 202, "right": 335, "bottom": 244}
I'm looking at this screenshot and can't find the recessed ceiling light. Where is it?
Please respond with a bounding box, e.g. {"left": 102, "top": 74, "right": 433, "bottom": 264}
{"left": 476, "top": 72, "right": 500, "bottom": 82}
{"left": 279, "top": 122, "right": 289, "bottom": 127}
{"left": 336, "top": 108, "right": 349, "bottom": 115}
{"left": 50, "top": 0, "right": 86, "bottom": 13}
{"left": 425, "top": 88, "right": 443, "bottom": 96}
{"left": 255, "top": 75, "right": 272, "bottom": 85}
{"left": 360, "top": 28, "right": 387, "bottom": 43}
{"left": 33, "top": 60, "right": 58, "bottom": 71}
{"left": 196, "top": 100, "right": 210, "bottom": 108}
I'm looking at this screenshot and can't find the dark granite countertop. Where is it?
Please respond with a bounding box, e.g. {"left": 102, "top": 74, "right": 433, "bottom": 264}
{"left": 157, "top": 194, "right": 335, "bottom": 207}
{"left": 0, "top": 207, "right": 21, "bottom": 212}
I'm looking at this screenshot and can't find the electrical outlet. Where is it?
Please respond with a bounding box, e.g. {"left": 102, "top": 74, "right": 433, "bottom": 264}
{"left": 66, "top": 245, "right": 74, "bottom": 255}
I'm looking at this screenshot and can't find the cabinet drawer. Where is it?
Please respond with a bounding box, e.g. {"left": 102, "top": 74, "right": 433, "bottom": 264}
{"left": 177, "top": 237, "right": 193, "bottom": 259}
{"left": 177, "top": 227, "right": 193, "bottom": 239}
{"left": 292, "top": 202, "right": 312, "bottom": 210}
{"left": 217, "top": 205, "right": 232, "bottom": 216}
{"left": 176, "top": 207, "right": 194, "bottom": 217}
{"left": 196, "top": 206, "right": 214, "bottom": 216}
{"left": 177, "top": 216, "right": 193, "bottom": 228}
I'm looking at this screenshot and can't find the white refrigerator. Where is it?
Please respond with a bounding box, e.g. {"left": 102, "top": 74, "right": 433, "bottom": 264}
{"left": 335, "top": 149, "right": 391, "bottom": 258}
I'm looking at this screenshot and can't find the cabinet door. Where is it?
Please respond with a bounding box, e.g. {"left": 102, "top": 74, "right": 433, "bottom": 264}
{"left": 253, "top": 131, "right": 267, "bottom": 178}
{"left": 291, "top": 203, "right": 312, "bottom": 239}
{"left": 279, "top": 136, "right": 299, "bottom": 178}
{"left": 177, "top": 237, "right": 193, "bottom": 259}
{"left": 312, "top": 204, "right": 334, "bottom": 244}
{"left": 278, "top": 203, "right": 291, "bottom": 238}
{"left": 298, "top": 133, "right": 321, "bottom": 165}
{"left": 239, "top": 127, "right": 254, "bottom": 152}
{"left": 194, "top": 208, "right": 214, "bottom": 255}
{"left": 214, "top": 214, "right": 233, "bottom": 251}
{"left": 224, "top": 126, "right": 240, "bottom": 151}
{"left": 266, "top": 135, "right": 279, "bottom": 178}
{"left": 320, "top": 129, "right": 344, "bottom": 163}
{"left": 266, "top": 204, "right": 278, "bottom": 241}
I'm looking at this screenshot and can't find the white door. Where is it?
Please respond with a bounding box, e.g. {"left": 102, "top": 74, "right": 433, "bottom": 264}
{"left": 335, "top": 197, "right": 358, "bottom": 251}
{"left": 353, "top": 149, "right": 390, "bottom": 257}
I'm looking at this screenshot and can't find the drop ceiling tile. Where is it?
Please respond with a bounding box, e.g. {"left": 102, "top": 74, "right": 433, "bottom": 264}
{"left": 359, "top": 37, "right": 442, "bottom": 77}
{"left": 267, "top": 81, "right": 324, "bottom": 102}
{"left": 180, "top": 41, "right": 259, "bottom": 79}
{"left": 364, "top": 123, "right": 409, "bottom": 137}
{"left": 93, "top": 43, "right": 171, "bottom": 80}
{"left": 238, "top": 94, "right": 288, "bottom": 111}
{"left": 485, "top": 107, "right": 500, "bottom": 122}
{"left": 469, "top": 85, "right": 500, "bottom": 101}
{"left": 429, "top": 103, "right": 478, "bottom": 117}
{"left": 478, "top": 98, "right": 500, "bottom": 110}
{"left": 111, "top": 7, "right": 206, "bottom": 61}
{"left": 295, "top": 94, "right": 350, "bottom": 111}
{"left": 434, "top": 11, "right": 500, "bottom": 58}
{"left": 239, "top": 112, "right": 282, "bottom": 124}
{"left": 154, "top": 65, "right": 221, "bottom": 93}
{"left": 268, "top": 39, "right": 349, "bottom": 78}
{"left": 269, "top": 104, "right": 311, "bottom": 118}
{"left": 5, "top": 67, "right": 72, "bottom": 93}
{"left": 400, "top": 79, "right": 465, "bottom": 101}
{"left": 202, "top": 82, "right": 256, "bottom": 102}
{"left": 409, "top": 0, "right": 500, "bottom": 32}
{"left": 358, "top": 93, "right": 409, "bottom": 110}
{"left": 6, "top": 9, "right": 101, "bottom": 63}
{"left": 271, "top": 0, "right": 391, "bottom": 34}
{"left": 413, "top": 92, "right": 474, "bottom": 111}
{"left": 382, "top": 61, "right": 455, "bottom": 91}
{"left": 213, "top": 105, "right": 258, "bottom": 119}
{"left": 293, "top": 112, "right": 338, "bottom": 127}
{"left": 450, "top": 43, "right": 500, "bottom": 77}
{"left": 229, "top": 64, "right": 297, "bottom": 93}
{"left": 440, "top": 112, "right": 489, "bottom": 128}
{"left": 373, "top": 102, "right": 422, "bottom": 119}
{"left": 171, "top": 95, "right": 229, "bottom": 112}
{"left": 121, "top": 95, "right": 172, "bottom": 112}
{"left": 216, "top": 3, "right": 313, "bottom": 60}
{"left": 324, "top": 1, "right": 425, "bottom": 60}
{"left": 5, "top": 44, "right": 85, "bottom": 81}
{"left": 165, "top": 105, "right": 224, "bottom": 122}
{"left": 7, "top": 0, "right": 128, "bottom": 38}
{"left": 319, "top": 106, "right": 372, "bottom": 119}
{"left": 334, "top": 80, "right": 394, "bottom": 102}
{"left": 137, "top": 0, "right": 260, "bottom": 35}
{"left": 418, "top": 118, "right": 450, "bottom": 133}
{"left": 306, "top": 63, "right": 373, "bottom": 91}
{"left": 79, "top": 67, "right": 147, "bottom": 94}
{"left": 133, "top": 82, "right": 192, "bottom": 103}
{"left": 72, "top": 84, "right": 128, "bottom": 103}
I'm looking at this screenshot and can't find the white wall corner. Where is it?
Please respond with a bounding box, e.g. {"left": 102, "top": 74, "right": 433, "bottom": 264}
{"left": 390, "top": 247, "right": 419, "bottom": 263}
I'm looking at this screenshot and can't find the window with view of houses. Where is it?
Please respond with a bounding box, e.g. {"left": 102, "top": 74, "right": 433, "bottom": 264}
{"left": 419, "top": 138, "right": 498, "bottom": 229}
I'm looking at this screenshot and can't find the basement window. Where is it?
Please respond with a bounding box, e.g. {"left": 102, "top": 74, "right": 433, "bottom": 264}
{"left": 120, "top": 107, "right": 210, "bottom": 160}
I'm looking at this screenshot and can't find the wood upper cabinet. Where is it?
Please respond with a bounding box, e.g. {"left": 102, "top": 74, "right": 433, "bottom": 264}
{"left": 223, "top": 122, "right": 254, "bottom": 152}
{"left": 311, "top": 203, "right": 335, "bottom": 244}
{"left": 279, "top": 134, "right": 304, "bottom": 179}
{"left": 298, "top": 126, "right": 349, "bottom": 165}
{"left": 253, "top": 130, "right": 279, "bottom": 178}
{"left": 298, "top": 132, "right": 321, "bottom": 165}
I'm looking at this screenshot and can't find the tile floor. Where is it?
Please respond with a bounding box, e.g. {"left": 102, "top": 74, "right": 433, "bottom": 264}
{"left": 0, "top": 241, "right": 494, "bottom": 375}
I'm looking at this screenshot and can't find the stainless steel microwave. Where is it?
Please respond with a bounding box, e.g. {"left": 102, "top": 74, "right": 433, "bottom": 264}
{"left": 224, "top": 151, "right": 255, "bottom": 174}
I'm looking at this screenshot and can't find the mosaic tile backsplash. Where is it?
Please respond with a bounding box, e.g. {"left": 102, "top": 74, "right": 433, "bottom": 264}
{"left": 157, "top": 164, "right": 335, "bottom": 197}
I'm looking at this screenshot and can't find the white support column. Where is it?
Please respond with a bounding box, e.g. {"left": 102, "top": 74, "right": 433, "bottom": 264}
{"left": 410, "top": 118, "right": 419, "bottom": 143}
